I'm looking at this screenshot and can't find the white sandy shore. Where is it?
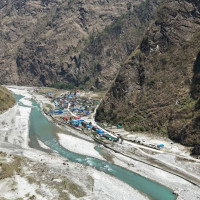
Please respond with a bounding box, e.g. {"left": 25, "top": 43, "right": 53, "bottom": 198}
{"left": 37, "top": 138, "right": 52, "bottom": 150}
{"left": 0, "top": 103, "right": 31, "bottom": 148}
{"left": 91, "top": 170, "right": 149, "bottom": 200}
{"left": 33, "top": 93, "right": 52, "bottom": 105}
{"left": 0, "top": 175, "right": 59, "bottom": 200}
{"left": 11, "top": 87, "right": 33, "bottom": 107}
{"left": 0, "top": 143, "right": 150, "bottom": 200}
{"left": 58, "top": 133, "right": 105, "bottom": 160}
{"left": 112, "top": 152, "right": 200, "bottom": 200}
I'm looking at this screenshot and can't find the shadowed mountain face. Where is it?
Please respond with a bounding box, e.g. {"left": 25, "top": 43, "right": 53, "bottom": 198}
{"left": 191, "top": 51, "right": 200, "bottom": 100}
{"left": 0, "top": 0, "right": 151, "bottom": 87}
{"left": 96, "top": 0, "right": 200, "bottom": 153}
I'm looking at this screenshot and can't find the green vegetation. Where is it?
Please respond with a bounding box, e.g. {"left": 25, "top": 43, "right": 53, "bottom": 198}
{"left": 132, "top": 126, "right": 145, "bottom": 132}
{"left": 67, "top": 0, "right": 77, "bottom": 7}
{"left": 62, "top": 178, "right": 86, "bottom": 198}
{"left": 0, "top": 151, "right": 89, "bottom": 199}
{"left": 43, "top": 103, "right": 53, "bottom": 113}
{"left": 52, "top": 82, "right": 76, "bottom": 90}
{"left": 26, "top": 176, "right": 39, "bottom": 185}
{"left": 86, "top": 0, "right": 152, "bottom": 46}
{"left": 101, "top": 151, "right": 114, "bottom": 162}
{"left": 52, "top": 82, "right": 87, "bottom": 90}
{"left": 178, "top": 96, "right": 197, "bottom": 111}
{"left": 129, "top": 114, "right": 142, "bottom": 122}
{"left": 0, "top": 86, "right": 15, "bottom": 113}
{"left": 0, "top": 156, "right": 21, "bottom": 179}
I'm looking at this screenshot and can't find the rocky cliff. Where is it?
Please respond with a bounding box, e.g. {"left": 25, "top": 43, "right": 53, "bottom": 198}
{"left": 96, "top": 0, "right": 200, "bottom": 153}
{"left": 0, "top": 0, "right": 146, "bottom": 87}
{"left": 69, "top": 0, "right": 162, "bottom": 89}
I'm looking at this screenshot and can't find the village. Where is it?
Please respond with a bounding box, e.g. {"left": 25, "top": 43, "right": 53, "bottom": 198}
{"left": 40, "top": 89, "right": 121, "bottom": 144}
{"left": 37, "top": 88, "right": 168, "bottom": 150}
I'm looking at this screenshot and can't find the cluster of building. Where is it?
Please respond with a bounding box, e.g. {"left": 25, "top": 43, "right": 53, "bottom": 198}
{"left": 50, "top": 91, "right": 91, "bottom": 116}
{"left": 48, "top": 90, "right": 118, "bottom": 142}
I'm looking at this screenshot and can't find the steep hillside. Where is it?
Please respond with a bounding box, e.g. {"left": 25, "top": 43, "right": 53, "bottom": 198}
{"left": 96, "top": 0, "right": 200, "bottom": 154}
{"left": 0, "top": 0, "right": 143, "bottom": 86}
{"left": 0, "top": 86, "right": 15, "bottom": 113}
{"left": 67, "top": 0, "right": 162, "bottom": 89}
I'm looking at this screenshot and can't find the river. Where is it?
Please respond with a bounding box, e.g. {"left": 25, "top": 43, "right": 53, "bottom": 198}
{"left": 14, "top": 93, "right": 177, "bottom": 200}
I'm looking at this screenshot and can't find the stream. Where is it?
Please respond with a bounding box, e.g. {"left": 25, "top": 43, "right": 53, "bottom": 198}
{"left": 14, "top": 93, "right": 177, "bottom": 200}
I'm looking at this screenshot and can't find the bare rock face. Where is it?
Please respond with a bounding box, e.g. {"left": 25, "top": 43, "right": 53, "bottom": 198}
{"left": 72, "top": 0, "right": 162, "bottom": 89}
{"left": 0, "top": 0, "right": 145, "bottom": 87}
{"left": 0, "top": 0, "right": 60, "bottom": 84}
{"left": 96, "top": 0, "right": 200, "bottom": 150}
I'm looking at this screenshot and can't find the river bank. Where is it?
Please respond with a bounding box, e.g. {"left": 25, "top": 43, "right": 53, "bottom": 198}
{"left": 0, "top": 86, "right": 150, "bottom": 200}
{"left": 1, "top": 86, "right": 200, "bottom": 199}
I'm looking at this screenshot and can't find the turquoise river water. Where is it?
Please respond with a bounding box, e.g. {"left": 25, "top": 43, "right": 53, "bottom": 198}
{"left": 14, "top": 93, "right": 177, "bottom": 200}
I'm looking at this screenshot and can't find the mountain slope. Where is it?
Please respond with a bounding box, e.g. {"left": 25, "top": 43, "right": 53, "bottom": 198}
{"left": 0, "top": 86, "right": 15, "bottom": 113}
{"left": 0, "top": 0, "right": 143, "bottom": 86}
{"left": 96, "top": 0, "right": 200, "bottom": 154}
{"left": 69, "top": 0, "right": 163, "bottom": 89}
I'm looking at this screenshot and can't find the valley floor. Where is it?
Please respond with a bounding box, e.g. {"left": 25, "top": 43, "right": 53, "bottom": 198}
{"left": 0, "top": 86, "right": 149, "bottom": 200}
{"left": 0, "top": 86, "right": 200, "bottom": 200}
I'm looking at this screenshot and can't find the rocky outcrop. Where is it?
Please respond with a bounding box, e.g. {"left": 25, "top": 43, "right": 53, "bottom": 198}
{"left": 96, "top": 0, "right": 200, "bottom": 151}
{"left": 0, "top": 0, "right": 144, "bottom": 87}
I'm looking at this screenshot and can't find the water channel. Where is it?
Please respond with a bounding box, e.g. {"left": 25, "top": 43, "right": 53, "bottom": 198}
{"left": 14, "top": 93, "right": 177, "bottom": 200}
